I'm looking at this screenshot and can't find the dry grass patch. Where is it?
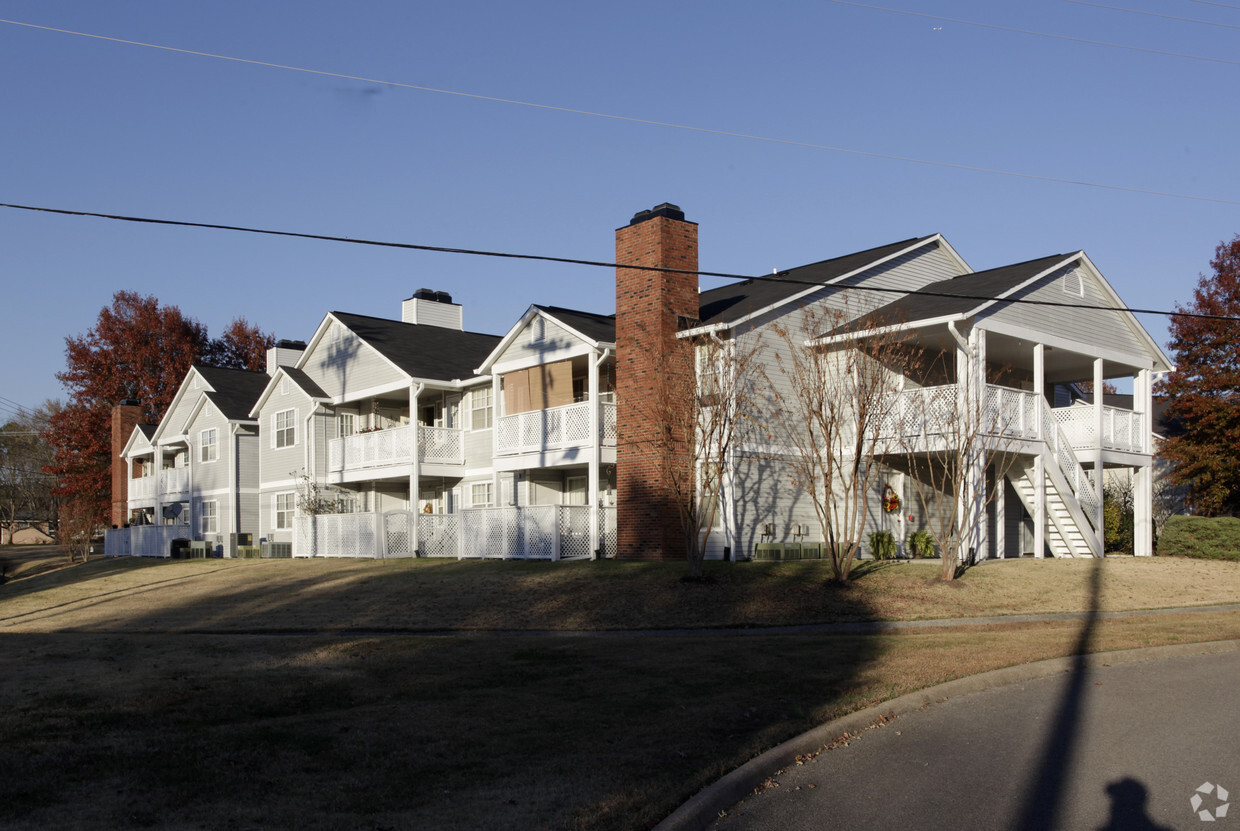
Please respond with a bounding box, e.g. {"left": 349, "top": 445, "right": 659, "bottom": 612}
{"left": 2, "top": 555, "right": 1238, "bottom": 634}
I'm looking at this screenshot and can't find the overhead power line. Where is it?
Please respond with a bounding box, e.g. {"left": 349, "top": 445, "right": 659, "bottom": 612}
{"left": 2, "top": 200, "right": 1235, "bottom": 323}
{"left": 1064, "top": 0, "right": 1240, "bottom": 30}
{"left": 824, "top": 0, "right": 1240, "bottom": 65}
{"left": 1, "top": 18, "right": 1238, "bottom": 207}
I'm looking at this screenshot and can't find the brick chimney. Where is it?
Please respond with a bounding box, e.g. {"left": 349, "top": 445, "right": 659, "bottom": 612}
{"left": 615, "top": 203, "right": 699, "bottom": 559}
{"left": 110, "top": 400, "right": 143, "bottom": 528}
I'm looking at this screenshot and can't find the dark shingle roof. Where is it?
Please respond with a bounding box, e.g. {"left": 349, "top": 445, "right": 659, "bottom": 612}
{"left": 280, "top": 366, "right": 328, "bottom": 399}
{"left": 193, "top": 365, "right": 272, "bottom": 421}
{"left": 535, "top": 306, "right": 616, "bottom": 344}
{"left": 696, "top": 236, "right": 936, "bottom": 327}
{"left": 331, "top": 312, "right": 502, "bottom": 382}
{"left": 833, "top": 254, "right": 1071, "bottom": 334}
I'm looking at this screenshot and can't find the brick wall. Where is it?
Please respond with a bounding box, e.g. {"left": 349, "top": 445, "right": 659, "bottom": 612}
{"left": 110, "top": 403, "right": 142, "bottom": 528}
{"left": 615, "top": 204, "right": 698, "bottom": 559}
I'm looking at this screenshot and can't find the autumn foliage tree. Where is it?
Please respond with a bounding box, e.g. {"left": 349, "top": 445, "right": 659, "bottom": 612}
{"left": 1157, "top": 235, "right": 1240, "bottom": 516}
{"left": 44, "top": 291, "right": 274, "bottom": 526}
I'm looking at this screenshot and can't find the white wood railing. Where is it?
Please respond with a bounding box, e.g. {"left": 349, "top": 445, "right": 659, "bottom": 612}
{"left": 327, "top": 424, "right": 463, "bottom": 473}
{"left": 1052, "top": 405, "right": 1145, "bottom": 453}
{"left": 293, "top": 505, "right": 608, "bottom": 560}
{"left": 159, "top": 467, "right": 189, "bottom": 496}
{"left": 128, "top": 475, "right": 155, "bottom": 501}
{"left": 495, "top": 401, "right": 617, "bottom": 455}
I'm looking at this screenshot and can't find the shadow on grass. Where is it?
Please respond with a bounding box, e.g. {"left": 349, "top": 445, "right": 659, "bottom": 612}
{"left": 0, "top": 557, "right": 883, "bottom": 831}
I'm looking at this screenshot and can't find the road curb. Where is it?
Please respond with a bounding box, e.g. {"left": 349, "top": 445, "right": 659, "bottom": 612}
{"left": 654, "top": 638, "right": 1240, "bottom": 831}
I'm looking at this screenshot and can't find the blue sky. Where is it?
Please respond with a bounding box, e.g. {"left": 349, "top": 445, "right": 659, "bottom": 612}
{"left": 3, "top": 0, "right": 1238, "bottom": 416}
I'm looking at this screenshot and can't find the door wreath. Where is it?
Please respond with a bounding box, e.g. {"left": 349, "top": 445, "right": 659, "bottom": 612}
{"left": 882, "top": 484, "right": 901, "bottom": 514}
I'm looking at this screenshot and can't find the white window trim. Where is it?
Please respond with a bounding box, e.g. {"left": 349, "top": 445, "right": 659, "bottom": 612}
{"left": 470, "top": 482, "right": 494, "bottom": 508}
{"left": 200, "top": 500, "right": 218, "bottom": 535}
{"left": 199, "top": 428, "right": 218, "bottom": 463}
{"left": 274, "top": 492, "right": 295, "bottom": 530}
{"left": 471, "top": 386, "right": 493, "bottom": 431}
{"left": 273, "top": 408, "right": 297, "bottom": 449}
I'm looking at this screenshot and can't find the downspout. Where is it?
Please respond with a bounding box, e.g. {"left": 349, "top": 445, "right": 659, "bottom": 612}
{"left": 708, "top": 332, "right": 735, "bottom": 561}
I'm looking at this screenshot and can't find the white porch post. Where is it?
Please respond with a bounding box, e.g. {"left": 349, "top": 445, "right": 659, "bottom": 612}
{"left": 1134, "top": 368, "right": 1154, "bottom": 556}
{"left": 1033, "top": 343, "right": 1045, "bottom": 559}
{"left": 1093, "top": 358, "right": 1105, "bottom": 536}
{"left": 588, "top": 348, "right": 602, "bottom": 559}
{"left": 994, "top": 463, "right": 1005, "bottom": 559}
{"left": 409, "top": 383, "right": 421, "bottom": 556}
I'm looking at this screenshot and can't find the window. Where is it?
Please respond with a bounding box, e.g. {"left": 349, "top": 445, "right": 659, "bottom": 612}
{"left": 471, "top": 386, "right": 493, "bottom": 430}
{"left": 338, "top": 412, "right": 357, "bottom": 438}
{"left": 565, "top": 475, "right": 587, "bottom": 506}
{"left": 200, "top": 428, "right": 218, "bottom": 462}
{"left": 200, "top": 500, "right": 218, "bottom": 535}
{"left": 274, "top": 492, "right": 295, "bottom": 529}
{"left": 274, "top": 409, "right": 296, "bottom": 448}
{"left": 470, "top": 482, "right": 494, "bottom": 507}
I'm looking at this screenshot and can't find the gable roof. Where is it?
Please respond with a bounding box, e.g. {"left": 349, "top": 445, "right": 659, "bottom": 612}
{"left": 248, "top": 365, "right": 331, "bottom": 418}
{"left": 192, "top": 365, "right": 270, "bottom": 421}
{"left": 534, "top": 306, "right": 616, "bottom": 346}
{"left": 326, "top": 312, "right": 502, "bottom": 383}
{"left": 694, "top": 235, "right": 951, "bottom": 330}
{"left": 832, "top": 253, "right": 1073, "bottom": 333}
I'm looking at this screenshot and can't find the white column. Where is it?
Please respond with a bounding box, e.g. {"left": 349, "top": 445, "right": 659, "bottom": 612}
{"left": 994, "top": 465, "right": 1006, "bottom": 560}
{"left": 409, "top": 383, "right": 421, "bottom": 556}
{"left": 1093, "top": 358, "right": 1105, "bottom": 534}
{"left": 1134, "top": 368, "right": 1154, "bottom": 556}
{"left": 1033, "top": 343, "right": 1045, "bottom": 558}
{"left": 588, "top": 348, "right": 601, "bottom": 559}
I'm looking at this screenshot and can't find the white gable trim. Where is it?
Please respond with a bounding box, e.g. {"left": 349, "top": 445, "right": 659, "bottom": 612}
{"left": 249, "top": 366, "right": 329, "bottom": 419}
{"left": 680, "top": 234, "right": 966, "bottom": 338}
{"left": 151, "top": 367, "right": 213, "bottom": 443}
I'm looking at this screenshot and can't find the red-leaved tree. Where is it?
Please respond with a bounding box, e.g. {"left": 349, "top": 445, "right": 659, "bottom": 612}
{"left": 1157, "top": 235, "right": 1240, "bottom": 516}
{"left": 44, "top": 291, "right": 274, "bottom": 525}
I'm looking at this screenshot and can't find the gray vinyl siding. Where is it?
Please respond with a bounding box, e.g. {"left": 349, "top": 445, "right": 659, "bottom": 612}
{"left": 237, "top": 427, "right": 261, "bottom": 543}
{"left": 730, "top": 454, "right": 818, "bottom": 558}
{"left": 494, "top": 316, "right": 586, "bottom": 367}
{"left": 831, "top": 243, "right": 969, "bottom": 317}
{"left": 160, "top": 370, "right": 211, "bottom": 439}
{"left": 185, "top": 405, "right": 230, "bottom": 495}
{"left": 984, "top": 264, "right": 1149, "bottom": 359}
{"left": 306, "top": 320, "right": 406, "bottom": 398}
{"left": 463, "top": 426, "right": 492, "bottom": 468}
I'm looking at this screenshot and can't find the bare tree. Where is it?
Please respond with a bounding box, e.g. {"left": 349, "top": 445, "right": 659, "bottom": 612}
{"left": 643, "top": 328, "right": 763, "bottom": 579}
{"left": 762, "top": 304, "right": 922, "bottom": 583}
{"left": 0, "top": 402, "right": 58, "bottom": 544}
{"left": 891, "top": 335, "right": 1023, "bottom": 579}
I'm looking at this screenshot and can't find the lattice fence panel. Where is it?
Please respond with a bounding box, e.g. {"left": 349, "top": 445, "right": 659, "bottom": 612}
{"left": 419, "top": 426, "right": 462, "bottom": 463}
{"left": 601, "top": 507, "right": 617, "bottom": 558}
{"left": 558, "top": 506, "right": 591, "bottom": 560}
{"left": 383, "top": 510, "right": 414, "bottom": 558}
{"left": 602, "top": 404, "right": 617, "bottom": 444}
{"left": 562, "top": 404, "right": 590, "bottom": 444}
{"left": 417, "top": 513, "right": 460, "bottom": 558}
{"left": 523, "top": 506, "right": 557, "bottom": 559}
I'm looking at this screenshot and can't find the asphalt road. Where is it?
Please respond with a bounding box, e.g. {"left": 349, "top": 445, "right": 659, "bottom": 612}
{"left": 707, "top": 649, "right": 1240, "bottom": 831}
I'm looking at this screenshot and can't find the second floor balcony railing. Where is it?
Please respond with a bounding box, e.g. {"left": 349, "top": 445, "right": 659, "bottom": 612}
{"left": 128, "top": 474, "right": 156, "bottom": 502}
{"left": 328, "top": 424, "right": 463, "bottom": 474}
{"left": 495, "top": 401, "right": 618, "bottom": 456}
{"left": 159, "top": 466, "right": 189, "bottom": 496}
{"left": 1053, "top": 405, "right": 1146, "bottom": 453}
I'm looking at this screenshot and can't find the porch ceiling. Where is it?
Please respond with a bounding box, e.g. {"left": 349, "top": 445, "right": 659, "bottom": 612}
{"left": 896, "top": 328, "right": 1148, "bottom": 383}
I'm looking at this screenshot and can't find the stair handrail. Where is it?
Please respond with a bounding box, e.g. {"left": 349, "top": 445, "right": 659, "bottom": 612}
{"left": 1039, "top": 397, "right": 1100, "bottom": 528}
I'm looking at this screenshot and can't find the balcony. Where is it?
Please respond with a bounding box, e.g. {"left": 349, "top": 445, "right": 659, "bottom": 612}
{"left": 879, "top": 384, "right": 1144, "bottom": 452}
{"left": 495, "top": 401, "right": 617, "bottom": 456}
{"left": 128, "top": 475, "right": 156, "bottom": 502}
{"left": 1053, "top": 405, "right": 1146, "bottom": 453}
{"left": 159, "top": 467, "right": 190, "bottom": 497}
{"left": 328, "top": 424, "right": 463, "bottom": 475}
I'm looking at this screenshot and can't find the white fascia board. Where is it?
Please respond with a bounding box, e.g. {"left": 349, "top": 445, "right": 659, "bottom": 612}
{"left": 680, "top": 235, "right": 950, "bottom": 338}
{"left": 491, "top": 344, "right": 598, "bottom": 375}
{"left": 537, "top": 309, "right": 613, "bottom": 351}
{"left": 249, "top": 367, "right": 329, "bottom": 418}
{"left": 120, "top": 425, "right": 154, "bottom": 459}
{"left": 151, "top": 367, "right": 212, "bottom": 443}
{"left": 979, "top": 318, "right": 1161, "bottom": 370}
{"left": 1072, "top": 251, "right": 1174, "bottom": 373}
{"left": 475, "top": 305, "right": 540, "bottom": 374}
{"left": 808, "top": 314, "right": 966, "bottom": 348}
{"left": 300, "top": 312, "right": 414, "bottom": 387}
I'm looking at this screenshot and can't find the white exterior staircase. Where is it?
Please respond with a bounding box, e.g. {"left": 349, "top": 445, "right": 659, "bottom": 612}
{"left": 1006, "top": 465, "right": 1100, "bottom": 558}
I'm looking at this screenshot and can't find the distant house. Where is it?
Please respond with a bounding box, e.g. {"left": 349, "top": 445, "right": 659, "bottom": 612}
{"left": 107, "top": 204, "right": 1171, "bottom": 560}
